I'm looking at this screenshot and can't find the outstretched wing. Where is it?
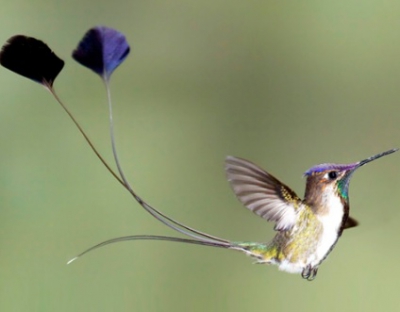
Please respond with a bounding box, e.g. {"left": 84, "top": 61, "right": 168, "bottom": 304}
{"left": 225, "top": 156, "right": 302, "bottom": 231}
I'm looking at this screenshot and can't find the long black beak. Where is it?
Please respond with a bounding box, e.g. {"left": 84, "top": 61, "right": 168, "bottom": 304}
{"left": 357, "top": 148, "right": 399, "bottom": 168}
{"left": 340, "top": 148, "right": 398, "bottom": 196}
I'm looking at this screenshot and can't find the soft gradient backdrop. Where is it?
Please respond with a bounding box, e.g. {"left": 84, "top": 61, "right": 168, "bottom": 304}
{"left": 0, "top": 1, "right": 399, "bottom": 311}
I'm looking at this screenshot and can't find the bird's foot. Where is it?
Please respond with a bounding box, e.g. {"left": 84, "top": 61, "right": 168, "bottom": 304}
{"left": 301, "top": 265, "right": 318, "bottom": 281}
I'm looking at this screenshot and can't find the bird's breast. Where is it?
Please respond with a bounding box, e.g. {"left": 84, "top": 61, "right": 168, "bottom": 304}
{"left": 313, "top": 194, "right": 345, "bottom": 264}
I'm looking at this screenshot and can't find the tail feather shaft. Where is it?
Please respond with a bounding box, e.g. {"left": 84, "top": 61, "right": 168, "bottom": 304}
{"left": 68, "top": 235, "right": 235, "bottom": 264}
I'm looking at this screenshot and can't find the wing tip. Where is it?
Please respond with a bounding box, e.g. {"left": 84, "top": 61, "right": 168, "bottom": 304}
{"left": 225, "top": 155, "right": 242, "bottom": 172}
{"left": 225, "top": 155, "right": 239, "bottom": 164}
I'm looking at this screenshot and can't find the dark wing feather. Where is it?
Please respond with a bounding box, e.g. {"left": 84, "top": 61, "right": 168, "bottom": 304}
{"left": 225, "top": 156, "right": 302, "bottom": 231}
{"left": 343, "top": 216, "right": 358, "bottom": 230}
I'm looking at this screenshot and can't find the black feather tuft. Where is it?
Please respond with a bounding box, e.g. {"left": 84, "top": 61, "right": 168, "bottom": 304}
{"left": 0, "top": 35, "right": 64, "bottom": 87}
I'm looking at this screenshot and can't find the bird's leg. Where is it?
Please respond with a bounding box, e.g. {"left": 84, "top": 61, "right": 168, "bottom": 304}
{"left": 301, "top": 265, "right": 318, "bottom": 281}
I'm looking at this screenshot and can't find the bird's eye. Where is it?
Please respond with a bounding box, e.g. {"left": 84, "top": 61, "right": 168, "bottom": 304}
{"left": 328, "top": 171, "right": 337, "bottom": 180}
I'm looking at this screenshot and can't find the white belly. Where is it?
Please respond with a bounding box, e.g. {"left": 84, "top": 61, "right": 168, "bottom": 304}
{"left": 313, "top": 194, "right": 344, "bottom": 266}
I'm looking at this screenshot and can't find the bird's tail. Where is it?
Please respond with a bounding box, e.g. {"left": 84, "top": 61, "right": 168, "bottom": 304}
{"left": 68, "top": 235, "right": 262, "bottom": 264}
{"left": 67, "top": 235, "right": 273, "bottom": 265}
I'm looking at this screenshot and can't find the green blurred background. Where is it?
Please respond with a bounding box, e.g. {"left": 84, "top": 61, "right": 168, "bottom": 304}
{"left": 0, "top": 1, "right": 400, "bottom": 311}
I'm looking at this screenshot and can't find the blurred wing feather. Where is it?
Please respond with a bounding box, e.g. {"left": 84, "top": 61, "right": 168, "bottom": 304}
{"left": 225, "top": 156, "right": 302, "bottom": 231}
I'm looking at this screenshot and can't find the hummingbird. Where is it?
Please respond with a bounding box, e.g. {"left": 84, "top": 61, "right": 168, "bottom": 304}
{"left": 1, "top": 30, "right": 397, "bottom": 282}
{"left": 223, "top": 150, "right": 397, "bottom": 280}
{"left": 68, "top": 148, "right": 397, "bottom": 281}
